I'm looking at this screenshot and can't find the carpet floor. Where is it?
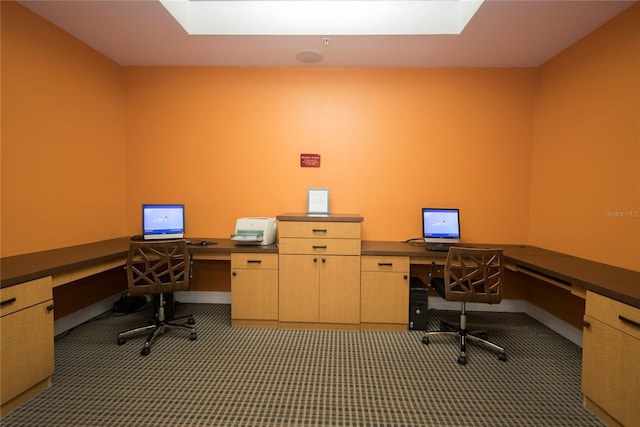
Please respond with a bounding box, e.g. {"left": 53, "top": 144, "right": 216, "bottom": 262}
{"left": 1, "top": 303, "right": 603, "bottom": 426}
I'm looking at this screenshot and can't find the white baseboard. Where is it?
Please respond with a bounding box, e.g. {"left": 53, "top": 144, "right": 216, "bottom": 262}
{"left": 54, "top": 293, "right": 121, "bottom": 336}
{"left": 428, "top": 298, "right": 583, "bottom": 347}
{"left": 55, "top": 291, "right": 582, "bottom": 347}
{"left": 523, "top": 302, "right": 583, "bottom": 347}
{"left": 174, "top": 291, "right": 231, "bottom": 304}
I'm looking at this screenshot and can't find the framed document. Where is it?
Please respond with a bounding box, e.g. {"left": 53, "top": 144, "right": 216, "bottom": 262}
{"left": 307, "top": 188, "right": 330, "bottom": 215}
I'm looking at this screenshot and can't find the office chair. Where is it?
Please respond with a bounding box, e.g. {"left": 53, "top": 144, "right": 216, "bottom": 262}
{"left": 421, "top": 247, "right": 507, "bottom": 365}
{"left": 117, "top": 239, "right": 196, "bottom": 356}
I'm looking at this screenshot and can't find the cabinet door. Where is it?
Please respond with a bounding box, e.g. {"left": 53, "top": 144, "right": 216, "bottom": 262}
{"left": 279, "top": 255, "right": 319, "bottom": 322}
{"left": 231, "top": 269, "right": 278, "bottom": 320}
{"left": 1, "top": 301, "right": 54, "bottom": 405}
{"left": 582, "top": 315, "right": 640, "bottom": 427}
{"left": 319, "top": 256, "right": 361, "bottom": 324}
{"left": 361, "top": 271, "right": 409, "bottom": 324}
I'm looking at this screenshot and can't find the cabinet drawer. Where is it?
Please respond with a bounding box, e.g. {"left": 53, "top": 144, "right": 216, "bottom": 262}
{"left": 585, "top": 291, "right": 640, "bottom": 339}
{"left": 0, "top": 276, "right": 53, "bottom": 317}
{"left": 231, "top": 253, "right": 278, "bottom": 269}
{"left": 279, "top": 238, "right": 361, "bottom": 255}
{"left": 1, "top": 300, "right": 55, "bottom": 405}
{"left": 361, "top": 256, "right": 409, "bottom": 273}
{"left": 278, "top": 221, "right": 361, "bottom": 239}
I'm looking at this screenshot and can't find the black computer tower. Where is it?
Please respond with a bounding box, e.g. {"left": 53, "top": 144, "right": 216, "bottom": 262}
{"left": 409, "top": 276, "right": 428, "bottom": 330}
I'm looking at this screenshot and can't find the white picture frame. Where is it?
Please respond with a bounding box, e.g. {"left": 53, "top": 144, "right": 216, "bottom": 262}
{"left": 307, "top": 188, "right": 330, "bottom": 215}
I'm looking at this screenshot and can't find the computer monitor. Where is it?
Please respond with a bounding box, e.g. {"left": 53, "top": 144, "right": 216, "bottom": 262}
{"left": 422, "top": 208, "right": 460, "bottom": 245}
{"left": 142, "top": 204, "right": 185, "bottom": 240}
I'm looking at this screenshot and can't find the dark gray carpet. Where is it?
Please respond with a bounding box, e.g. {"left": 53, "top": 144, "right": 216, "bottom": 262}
{"left": 1, "top": 304, "right": 603, "bottom": 426}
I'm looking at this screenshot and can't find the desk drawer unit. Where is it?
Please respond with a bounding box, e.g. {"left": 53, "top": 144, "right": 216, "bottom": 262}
{"left": 278, "top": 221, "right": 361, "bottom": 239}
{"left": 582, "top": 291, "right": 640, "bottom": 427}
{"left": 1, "top": 276, "right": 54, "bottom": 413}
{"left": 231, "top": 253, "right": 279, "bottom": 270}
{"left": 278, "top": 238, "right": 360, "bottom": 256}
{"left": 361, "top": 256, "right": 410, "bottom": 326}
{"left": 0, "top": 276, "right": 52, "bottom": 317}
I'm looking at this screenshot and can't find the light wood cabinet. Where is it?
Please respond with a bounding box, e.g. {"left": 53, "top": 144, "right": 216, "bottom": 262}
{"left": 278, "top": 216, "right": 361, "bottom": 325}
{"left": 230, "top": 253, "right": 278, "bottom": 321}
{"left": 361, "top": 256, "right": 410, "bottom": 326}
{"left": 278, "top": 254, "right": 320, "bottom": 322}
{"left": 1, "top": 276, "right": 54, "bottom": 414}
{"left": 582, "top": 290, "right": 640, "bottom": 427}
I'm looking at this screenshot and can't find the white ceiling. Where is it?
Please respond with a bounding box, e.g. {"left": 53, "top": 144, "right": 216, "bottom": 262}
{"left": 18, "top": 0, "right": 637, "bottom": 67}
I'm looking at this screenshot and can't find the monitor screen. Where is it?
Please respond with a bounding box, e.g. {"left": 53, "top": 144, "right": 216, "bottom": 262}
{"left": 142, "top": 204, "right": 185, "bottom": 240}
{"left": 422, "top": 208, "right": 460, "bottom": 244}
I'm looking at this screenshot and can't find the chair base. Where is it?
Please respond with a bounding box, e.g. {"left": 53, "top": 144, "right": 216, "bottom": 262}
{"left": 118, "top": 312, "right": 197, "bottom": 356}
{"left": 422, "top": 311, "right": 507, "bottom": 365}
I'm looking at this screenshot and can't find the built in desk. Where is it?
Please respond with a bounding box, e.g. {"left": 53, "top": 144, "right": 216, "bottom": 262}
{"left": 361, "top": 241, "right": 640, "bottom": 308}
{"left": 3, "top": 238, "right": 637, "bottom": 308}
{"left": 2, "top": 237, "right": 639, "bottom": 423}
{"left": 0, "top": 237, "right": 276, "bottom": 415}
{"left": 361, "top": 241, "right": 640, "bottom": 426}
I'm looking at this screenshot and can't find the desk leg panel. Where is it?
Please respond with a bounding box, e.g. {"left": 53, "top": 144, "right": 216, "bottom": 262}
{"left": 52, "top": 267, "right": 126, "bottom": 319}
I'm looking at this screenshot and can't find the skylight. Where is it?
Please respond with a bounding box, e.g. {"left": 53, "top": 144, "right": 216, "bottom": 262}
{"left": 159, "top": 0, "right": 484, "bottom": 36}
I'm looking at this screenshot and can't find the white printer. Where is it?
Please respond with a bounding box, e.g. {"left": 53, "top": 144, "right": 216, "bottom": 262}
{"left": 230, "top": 217, "right": 277, "bottom": 245}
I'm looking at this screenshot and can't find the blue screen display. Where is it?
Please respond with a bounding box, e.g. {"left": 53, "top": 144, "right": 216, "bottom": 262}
{"left": 142, "top": 204, "right": 185, "bottom": 237}
{"left": 422, "top": 208, "right": 460, "bottom": 240}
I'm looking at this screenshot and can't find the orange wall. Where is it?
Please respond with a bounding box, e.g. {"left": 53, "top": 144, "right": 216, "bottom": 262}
{"left": 530, "top": 3, "right": 640, "bottom": 271}
{"left": 1, "top": 2, "right": 127, "bottom": 257}
{"left": 2, "top": 1, "right": 638, "bottom": 272}
{"left": 124, "top": 67, "right": 536, "bottom": 244}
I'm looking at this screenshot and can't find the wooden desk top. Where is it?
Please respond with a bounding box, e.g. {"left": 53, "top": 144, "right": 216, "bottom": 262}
{"left": 362, "top": 241, "right": 640, "bottom": 309}
{"left": 1, "top": 238, "right": 131, "bottom": 288}
{"left": 276, "top": 213, "right": 364, "bottom": 222}
{"left": 3, "top": 237, "right": 638, "bottom": 309}
{"left": 0, "top": 237, "right": 277, "bottom": 288}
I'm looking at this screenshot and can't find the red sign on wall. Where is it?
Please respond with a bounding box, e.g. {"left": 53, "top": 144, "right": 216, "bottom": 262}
{"left": 300, "top": 153, "right": 321, "bottom": 168}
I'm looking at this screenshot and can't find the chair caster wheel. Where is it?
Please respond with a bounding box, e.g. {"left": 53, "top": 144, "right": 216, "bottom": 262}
{"left": 190, "top": 332, "right": 197, "bottom": 341}
{"left": 188, "top": 317, "right": 195, "bottom": 325}
{"left": 457, "top": 356, "right": 466, "bottom": 365}
{"left": 498, "top": 352, "right": 507, "bottom": 362}
{"left": 117, "top": 337, "right": 126, "bottom": 345}
{"left": 421, "top": 336, "right": 430, "bottom": 345}
{"left": 141, "top": 347, "right": 150, "bottom": 356}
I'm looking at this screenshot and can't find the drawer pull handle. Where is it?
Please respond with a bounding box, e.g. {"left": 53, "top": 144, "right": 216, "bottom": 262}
{"left": 378, "top": 262, "right": 393, "bottom": 267}
{"left": 583, "top": 321, "right": 591, "bottom": 329}
{"left": 619, "top": 315, "right": 640, "bottom": 329}
{"left": 247, "top": 260, "right": 262, "bottom": 264}
{"left": 312, "top": 228, "right": 327, "bottom": 233}
{"left": 47, "top": 304, "right": 55, "bottom": 312}
{"left": 1, "top": 297, "right": 17, "bottom": 307}
{"left": 312, "top": 245, "right": 327, "bottom": 249}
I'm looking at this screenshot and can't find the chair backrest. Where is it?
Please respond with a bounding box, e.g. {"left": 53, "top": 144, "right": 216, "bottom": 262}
{"left": 443, "top": 247, "right": 504, "bottom": 304}
{"left": 126, "top": 239, "right": 190, "bottom": 297}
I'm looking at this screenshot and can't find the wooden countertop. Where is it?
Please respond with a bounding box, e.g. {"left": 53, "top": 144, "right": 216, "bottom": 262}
{"left": 3, "top": 237, "right": 638, "bottom": 309}
{"left": 1, "top": 237, "right": 131, "bottom": 288}
{"left": 276, "top": 213, "right": 364, "bottom": 222}
{"left": 0, "top": 237, "right": 277, "bottom": 288}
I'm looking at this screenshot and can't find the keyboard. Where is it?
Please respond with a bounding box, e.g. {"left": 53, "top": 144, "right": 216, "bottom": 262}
{"left": 426, "top": 245, "right": 451, "bottom": 252}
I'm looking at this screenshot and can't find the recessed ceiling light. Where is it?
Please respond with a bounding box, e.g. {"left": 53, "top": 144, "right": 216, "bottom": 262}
{"left": 161, "top": 0, "right": 484, "bottom": 36}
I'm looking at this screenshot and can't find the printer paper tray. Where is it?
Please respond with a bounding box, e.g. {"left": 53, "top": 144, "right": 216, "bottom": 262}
{"left": 231, "top": 234, "right": 264, "bottom": 244}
